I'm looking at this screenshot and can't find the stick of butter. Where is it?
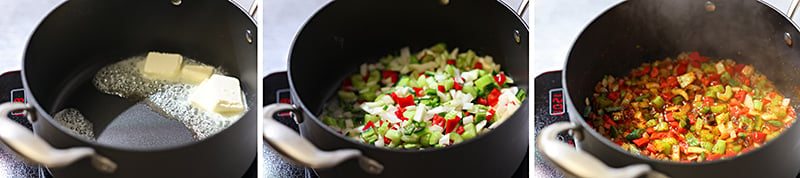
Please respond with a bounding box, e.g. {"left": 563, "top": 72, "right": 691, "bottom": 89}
{"left": 188, "top": 74, "right": 245, "bottom": 115}
{"left": 143, "top": 52, "right": 183, "bottom": 81}
{"left": 180, "top": 64, "right": 214, "bottom": 85}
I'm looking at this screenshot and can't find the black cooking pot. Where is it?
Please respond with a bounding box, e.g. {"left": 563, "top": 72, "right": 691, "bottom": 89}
{"left": 537, "top": 0, "right": 800, "bottom": 177}
{"left": 0, "top": 0, "right": 257, "bottom": 177}
{"left": 262, "top": 0, "right": 529, "bottom": 177}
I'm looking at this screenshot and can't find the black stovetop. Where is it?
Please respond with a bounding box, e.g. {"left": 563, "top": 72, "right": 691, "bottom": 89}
{"left": 262, "top": 72, "right": 529, "bottom": 178}
{"left": 0, "top": 70, "right": 257, "bottom": 178}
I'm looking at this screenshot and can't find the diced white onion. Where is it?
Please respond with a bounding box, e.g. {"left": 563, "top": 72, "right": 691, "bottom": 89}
{"left": 413, "top": 103, "right": 426, "bottom": 122}
{"left": 428, "top": 125, "right": 444, "bottom": 133}
{"left": 462, "top": 115, "right": 474, "bottom": 125}
{"left": 439, "top": 134, "right": 451, "bottom": 145}
{"left": 475, "top": 120, "right": 487, "bottom": 133}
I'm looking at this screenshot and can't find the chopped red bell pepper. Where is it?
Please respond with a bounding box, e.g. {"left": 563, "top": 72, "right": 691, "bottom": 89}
{"left": 432, "top": 114, "right": 445, "bottom": 127}
{"left": 646, "top": 143, "right": 658, "bottom": 153}
{"left": 413, "top": 87, "right": 424, "bottom": 97}
{"left": 735, "top": 90, "right": 747, "bottom": 102}
{"left": 486, "top": 109, "right": 495, "bottom": 122}
{"left": 633, "top": 137, "right": 650, "bottom": 147}
{"left": 691, "top": 61, "right": 701, "bottom": 68}
{"left": 725, "top": 65, "right": 734, "bottom": 75}
{"left": 456, "top": 126, "right": 465, "bottom": 134}
{"left": 382, "top": 70, "right": 399, "bottom": 83}
{"left": 608, "top": 92, "right": 620, "bottom": 101}
{"left": 444, "top": 115, "right": 461, "bottom": 134}
{"left": 646, "top": 127, "right": 654, "bottom": 134}
{"left": 752, "top": 132, "right": 766, "bottom": 143}
{"left": 447, "top": 59, "right": 456, "bottom": 65}
{"left": 393, "top": 94, "right": 414, "bottom": 108}
{"left": 650, "top": 66, "right": 659, "bottom": 78}
{"left": 473, "top": 62, "right": 483, "bottom": 69}
{"left": 363, "top": 121, "right": 375, "bottom": 131}
{"left": 661, "top": 76, "right": 678, "bottom": 88}
{"left": 343, "top": 78, "right": 353, "bottom": 89}
{"left": 665, "top": 112, "right": 675, "bottom": 122}
{"left": 476, "top": 97, "right": 488, "bottom": 105}
{"left": 689, "top": 114, "right": 696, "bottom": 125}
{"left": 676, "top": 64, "right": 688, "bottom": 75}
{"left": 438, "top": 85, "right": 446, "bottom": 93}
{"left": 384, "top": 137, "right": 392, "bottom": 144}
{"left": 650, "top": 132, "right": 668, "bottom": 140}
{"left": 453, "top": 78, "right": 463, "bottom": 90}
{"left": 494, "top": 73, "right": 507, "bottom": 86}
{"left": 394, "top": 107, "right": 409, "bottom": 121}
{"left": 487, "top": 88, "right": 502, "bottom": 106}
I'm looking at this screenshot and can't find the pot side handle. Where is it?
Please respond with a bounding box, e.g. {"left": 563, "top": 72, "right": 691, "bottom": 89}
{"left": 0, "top": 102, "right": 117, "bottom": 174}
{"left": 262, "top": 103, "right": 384, "bottom": 174}
{"left": 537, "top": 122, "right": 669, "bottom": 178}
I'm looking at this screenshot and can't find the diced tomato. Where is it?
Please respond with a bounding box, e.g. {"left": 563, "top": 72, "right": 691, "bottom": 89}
{"left": 447, "top": 59, "right": 456, "bottom": 65}
{"left": 709, "top": 74, "right": 721, "bottom": 84}
{"left": 494, "top": 73, "right": 507, "bottom": 86}
{"left": 735, "top": 91, "right": 747, "bottom": 102}
{"left": 456, "top": 126, "right": 465, "bottom": 134}
{"left": 689, "top": 114, "right": 696, "bottom": 125}
{"left": 608, "top": 92, "right": 620, "bottom": 101}
{"left": 677, "top": 127, "right": 688, "bottom": 134}
{"left": 453, "top": 78, "right": 463, "bottom": 90}
{"left": 707, "top": 153, "right": 723, "bottom": 161}
{"left": 646, "top": 127, "right": 654, "bottom": 134}
{"left": 724, "top": 149, "right": 738, "bottom": 158}
{"left": 650, "top": 66, "right": 659, "bottom": 77}
{"left": 604, "top": 115, "right": 617, "bottom": 128}
{"left": 703, "top": 96, "right": 715, "bottom": 106}
{"left": 487, "top": 88, "right": 502, "bottom": 106}
{"left": 761, "top": 98, "right": 772, "bottom": 105}
{"left": 363, "top": 121, "right": 375, "bottom": 131}
{"left": 444, "top": 115, "right": 461, "bottom": 134}
{"left": 660, "top": 93, "right": 675, "bottom": 102}
{"left": 615, "top": 140, "right": 624, "bottom": 146}
{"left": 729, "top": 98, "right": 740, "bottom": 107}
{"left": 689, "top": 52, "right": 701, "bottom": 62}
{"left": 691, "top": 61, "right": 701, "bottom": 68}
{"left": 651, "top": 132, "right": 668, "bottom": 140}
{"left": 382, "top": 70, "right": 399, "bottom": 83}
{"left": 438, "top": 85, "right": 446, "bottom": 92}
{"left": 474, "top": 62, "right": 483, "bottom": 69}
{"left": 633, "top": 137, "right": 650, "bottom": 147}
{"left": 670, "top": 121, "right": 679, "bottom": 128}
{"left": 646, "top": 144, "right": 658, "bottom": 153}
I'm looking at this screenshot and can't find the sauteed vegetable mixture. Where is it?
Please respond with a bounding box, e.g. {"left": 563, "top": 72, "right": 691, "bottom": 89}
{"left": 321, "top": 43, "right": 526, "bottom": 149}
{"left": 586, "top": 52, "right": 796, "bottom": 162}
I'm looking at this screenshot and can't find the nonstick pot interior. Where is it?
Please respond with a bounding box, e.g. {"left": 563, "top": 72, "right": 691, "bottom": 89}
{"left": 23, "top": 0, "right": 258, "bottom": 151}
{"left": 563, "top": 0, "right": 800, "bottom": 177}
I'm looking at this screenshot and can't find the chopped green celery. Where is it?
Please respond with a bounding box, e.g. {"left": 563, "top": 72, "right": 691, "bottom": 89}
{"left": 710, "top": 104, "right": 727, "bottom": 114}
{"left": 403, "top": 110, "right": 416, "bottom": 119}
{"left": 404, "top": 125, "right": 415, "bottom": 135}
{"left": 410, "top": 55, "right": 419, "bottom": 64}
{"left": 704, "top": 91, "right": 716, "bottom": 98}
{"left": 655, "top": 122, "right": 669, "bottom": 132}
{"left": 770, "top": 106, "right": 788, "bottom": 118}
{"left": 450, "top": 133, "right": 464, "bottom": 144}
{"left": 378, "top": 122, "right": 389, "bottom": 135}
{"left": 516, "top": 89, "right": 527, "bottom": 101}
{"left": 754, "top": 100, "right": 764, "bottom": 111}
{"left": 322, "top": 117, "right": 338, "bottom": 126}
{"left": 367, "top": 70, "right": 381, "bottom": 84}
{"left": 700, "top": 106, "right": 710, "bottom": 114}
{"left": 700, "top": 141, "right": 713, "bottom": 151}
{"left": 692, "top": 100, "right": 703, "bottom": 108}
{"left": 693, "top": 117, "right": 704, "bottom": 132}
{"left": 395, "top": 76, "right": 410, "bottom": 87}
{"left": 651, "top": 95, "right": 665, "bottom": 108}
{"left": 741, "top": 116, "right": 753, "bottom": 130}
{"left": 420, "top": 133, "right": 432, "bottom": 146}
{"left": 634, "top": 94, "right": 650, "bottom": 102}
{"left": 475, "top": 75, "right": 495, "bottom": 92}
{"left": 445, "top": 65, "right": 456, "bottom": 77}
{"left": 439, "top": 78, "right": 454, "bottom": 91}
{"left": 720, "top": 72, "right": 731, "bottom": 83}
{"left": 403, "top": 143, "right": 421, "bottom": 149}
{"left": 604, "top": 106, "right": 625, "bottom": 112}
{"left": 654, "top": 140, "right": 671, "bottom": 154}
{"left": 416, "top": 75, "right": 428, "bottom": 87}
{"left": 385, "top": 129, "right": 402, "bottom": 142}
{"left": 351, "top": 74, "right": 366, "bottom": 89}
{"left": 401, "top": 134, "right": 420, "bottom": 143}
{"left": 429, "top": 132, "right": 442, "bottom": 145}
{"left": 422, "top": 55, "right": 436, "bottom": 63}
{"left": 767, "top": 120, "right": 784, "bottom": 127}
{"left": 598, "top": 96, "right": 614, "bottom": 108}
{"left": 477, "top": 70, "right": 488, "bottom": 78}
{"left": 732, "top": 144, "right": 743, "bottom": 152}
{"left": 625, "top": 129, "right": 643, "bottom": 141}
{"left": 671, "top": 96, "right": 684, "bottom": 104}
{"left": 663, "top": 137, "right": 678, "bottom": 146}
{"left": 717, "top": 85, "right": 733, "bottom": 101}
{"left": 701, "top": 63, "right": 715, "bottom": 73}
{"left": 365, "top": 114, "right": 380, "bottom": 123}
{"left": 679, "top": 117, "right": 688, "bottom": 128}
{"left": 461, "top": 123, "right": 477, "bottom": 140}
{"left": 462, "top": 85, "right": 477, "bottom": 97}
{"left": 445, "top": 110, "right": 459, "bottom": 120}
{"left": 728, "top": 79, "right": 740, "bottom": 87}
{"left": 359, "top": 91, "right": 377, "bottom": 101}
{"left": 336, "top": 118, "right": 345, "bottom": 128}
{"left": 361, "top": 128, "right": 378, "bottom": 143}
{"left": 742, "top": 85, "right": 753, "bottom": 93}
{"left": 424, "top": 71, "right": 437, "bottom": 76}
{"left": 645, "top": 119, "right": 657, "bottom": 127}
{"left": 338, "top": 91, "right": 357, "bottom": 102}
{"left": 474, "top": 112, "right": 487, "bottom": 124}
{"left": 737, "top": 132, "right": 747, "bottom": 139}
{"left": 711, "top": 140, "right": 727, "bottom": 154}
{"left": 686, "top": 132, "right": 699, "bottom": 146}
{"left": 708, "top": 85, "right": 724, "bottom": 94}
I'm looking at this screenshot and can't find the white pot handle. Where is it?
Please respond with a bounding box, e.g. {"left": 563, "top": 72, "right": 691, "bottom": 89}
{"left": 262, "top": 103, "right": 383, "bottom": 174}
{"left": 537, "top": 122, "right": 669, "bottom": 178}
{"left": 0, "top": 102, "right": 116, "bottom": 173}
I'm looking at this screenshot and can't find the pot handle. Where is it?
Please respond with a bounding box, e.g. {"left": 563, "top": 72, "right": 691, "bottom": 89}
{"left": 262, "top": 103, "right": 384, "bottom": 174}
{"left": 0, "top": 102, "right": 117, "bottom": 174}
{"left": 537, "top": 122, "right": 669, "bottom": 178}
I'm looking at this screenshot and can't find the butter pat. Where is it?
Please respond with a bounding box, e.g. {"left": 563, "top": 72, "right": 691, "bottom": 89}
{"left": 188, "top": 74, "right": 245, "bottom": 115}
{"left": 180, "top": 64, "right": 214, "bottom": 85}
{"left": 143, "top": 52, "right": 183, "bottom": 81}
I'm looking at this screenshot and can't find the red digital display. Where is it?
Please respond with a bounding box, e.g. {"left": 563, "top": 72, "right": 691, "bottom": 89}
{"left": 10, "top": 88, "right": 25, "bottom": 116}
{"left": 276, "top": 89, "right": 292, "bottom": 117}
{"left": 549, "top": 89, "right": 565, "bottom": 116}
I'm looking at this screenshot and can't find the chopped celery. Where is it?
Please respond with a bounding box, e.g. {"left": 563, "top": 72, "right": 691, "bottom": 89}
{"left": 403, "top": 143, "right": 421, "bottom": 149}
{"left": 450, "top": 133, "right": 464, "bottom": 144}
{"left": 655, "top": 122, "right": 669, "bottom": 131}
{"left": 359, "top": 91, "right": 377, "bottom": 101}
{"left": 717, "top": 85, "right": 733, "bottom": 101}
{"left": 365, "top": 114, "right": 380, "bottom": 123}
{"left": 710, "top": 104, "right": 727, "bottom": 114}
{"left": 420, "top": 133, "right": 432, "bottom": 147}
{"left": 367, "top": 70, "right": 381, "bottom": 84}
{"left": 322, "top": 117, "right": 337, "bottom": 126}
{"left": 385, "top": 129, "right": 402, "bottom": 142}
{"left": 651, "top": 95, "right": 665, "bottom": 108}
{"left": 462, "top": 85, "right": 477, "bottom": 97}
{"left": 754, "top": 100, "right": 764, "bottom": 111}
{"left": 475, "top": 75, "right": 494, "bottom": 91}
{"left": 429, "top": 132, "right": 442, "bottom": 145}
{"left": 645, "top": 119, "right": 657, "bottom": 127}
{"left": 461, "top": 123, "right": 477, "bottom": 140}
{"left": 516, "top": 89, "right": 527, "bottom": 101}
{"left": 625, "top": 129, "right": 643, "bottom": 141}
{"left": 395, "top": 76, "right": 410, "bottom": 87}
{"left": 401, "top": 134, "right": 420, "bottom": 143}
{"left": 361, "top": 128, "right": 378, "bottom": 143}
{"left": 711, "top": 140, "right": 727, "bottom": 154}
{"left": 686, "top": 133, "right": 699, "bottom": 146}
{"left": 338, "top": 91, "right": 357, "bottom": 102}
{"left": 351, "top": 74, "right": 366, "bottom": 88}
